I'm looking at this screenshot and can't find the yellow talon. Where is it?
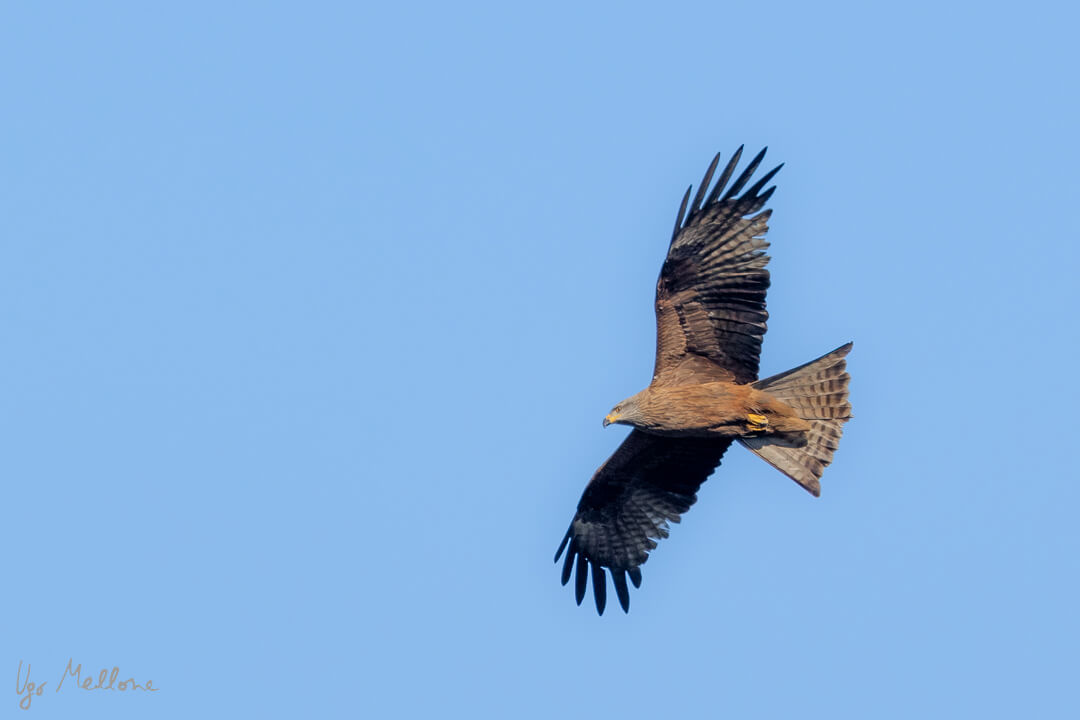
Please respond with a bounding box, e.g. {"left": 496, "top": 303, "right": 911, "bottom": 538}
{"left": 747, "top": 413, "right": 768, "bottom": 431}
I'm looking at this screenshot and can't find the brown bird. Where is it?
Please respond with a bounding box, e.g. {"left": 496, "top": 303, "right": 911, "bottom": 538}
{"left": 555, "top": 147, "right": 853, "bottom": 614}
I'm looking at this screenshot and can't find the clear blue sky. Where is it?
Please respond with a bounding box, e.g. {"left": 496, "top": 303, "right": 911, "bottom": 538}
{"left": 3, "top": 2, "right": 1078, "bottom": 718}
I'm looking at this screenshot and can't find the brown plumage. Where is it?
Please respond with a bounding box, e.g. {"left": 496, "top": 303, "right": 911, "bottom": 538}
{"left": 555, "top": 147, "right": 853, "bottom": 614}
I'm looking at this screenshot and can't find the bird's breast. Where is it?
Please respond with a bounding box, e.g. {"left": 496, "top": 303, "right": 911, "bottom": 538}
{"left": 635, "top": 382, "right": 756, "bottom": 437}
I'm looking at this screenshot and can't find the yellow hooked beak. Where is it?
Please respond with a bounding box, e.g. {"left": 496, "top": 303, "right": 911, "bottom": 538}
{"left": 603, "top": 413, "right": 619, "bottom": 428}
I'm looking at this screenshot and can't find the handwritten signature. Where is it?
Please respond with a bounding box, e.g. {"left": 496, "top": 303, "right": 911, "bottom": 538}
{"left": 16, "top": 659, "right": 158, "bottom": 710}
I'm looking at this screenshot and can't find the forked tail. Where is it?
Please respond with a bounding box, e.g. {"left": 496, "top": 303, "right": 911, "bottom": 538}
{"left": 739, "top": 343, "right": 853, "bottom": 496}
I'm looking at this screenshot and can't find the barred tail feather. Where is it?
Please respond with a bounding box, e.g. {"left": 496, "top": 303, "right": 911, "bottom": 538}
{"left": 740, "top": 343, "right": 852, "bottom": 496}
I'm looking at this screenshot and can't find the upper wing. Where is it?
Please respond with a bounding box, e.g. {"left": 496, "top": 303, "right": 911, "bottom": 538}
{"left": 654, "top": 147, "right": 781, "bottom": 385}
{"left": 554, "top": 430, "right": 732, "bottom": 614}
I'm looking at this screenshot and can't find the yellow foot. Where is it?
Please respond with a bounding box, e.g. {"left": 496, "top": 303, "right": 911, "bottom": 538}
{"left": 746, "top": 413, "right": 768, "bottom": 432}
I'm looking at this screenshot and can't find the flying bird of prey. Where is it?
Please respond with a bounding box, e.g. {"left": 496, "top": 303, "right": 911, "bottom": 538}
{"left": 555, "top": 147, "right": 853, "bottom": 615}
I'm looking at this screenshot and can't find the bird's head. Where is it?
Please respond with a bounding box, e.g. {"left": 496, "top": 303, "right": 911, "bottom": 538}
{"left": 603, "top": 395, "right": 643, "bottom": 428}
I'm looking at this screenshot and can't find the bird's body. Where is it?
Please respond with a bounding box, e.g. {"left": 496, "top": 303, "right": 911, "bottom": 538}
{"left": 554, "top": 146, "right": 854, "bottom": 615}
{"left": 608, "top": 381, "right": 811, "bottom": 442}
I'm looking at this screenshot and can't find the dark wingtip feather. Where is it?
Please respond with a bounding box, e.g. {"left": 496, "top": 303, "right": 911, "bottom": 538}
{"left": 574, "top": 554, "right": 587, "bottom": 605}
{"left": 724, "top": 147, "right": 768, "bottom": 201}
{"left": 612, "top": 571, "right": 630, "bottom": 613}
{"left": 554, "top": 527, "right": 571, "bottom": 563}
{"left": 592, "top": 561, "right": 607, "bottom": 615}
{"left": 560, "top": 539, "right": 576, "bottom": 586}
{"left": 691, "top": 152, "right": 722, "bottom": 216}
{"left": 746, "top": 163, "right": 783, "bottom": 199}
{"left": 628, "top": 567, "right": 642, "bottom": 588}
{"left": 706, "top": 145, "right": 744, "bottom": 206}
{"left": 671, "top": 185, "right": 692, "bottom": 241}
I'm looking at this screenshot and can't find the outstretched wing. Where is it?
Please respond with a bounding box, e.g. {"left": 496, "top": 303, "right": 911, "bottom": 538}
{"left": 554, "top": 431, "right": 732, "bottom": 614}
{"left": 654, "top": 147, "right": 781, "bottom": 385}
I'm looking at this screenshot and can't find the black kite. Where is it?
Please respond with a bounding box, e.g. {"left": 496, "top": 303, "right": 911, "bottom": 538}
{"left": 555, "top": 147, "right": 853, "bottom": 614}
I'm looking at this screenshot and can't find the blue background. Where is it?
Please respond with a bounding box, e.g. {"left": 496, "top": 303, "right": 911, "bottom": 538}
{"left": 3, "top": 2, "right": 1078, "bottom": 717}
